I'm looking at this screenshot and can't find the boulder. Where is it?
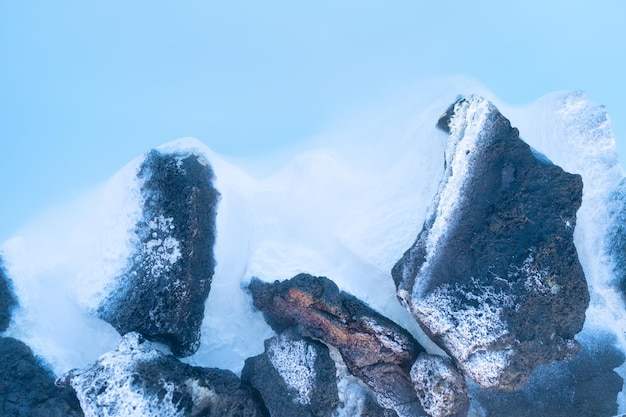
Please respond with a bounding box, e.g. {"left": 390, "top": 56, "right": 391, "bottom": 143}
{"left": 63, "top": 332, "right": 267, "bottom": 417}
{"left": 0, "top": 336, "right": 83, "bottom": 417}
{"left": 241, "top": 329, "right": 339, "bottom": 417}
{"left": 470, "top": 331, "right": 624, "bottom": 417}
{"left": 392, "top": 96, "right": 589, "bottom": 390}
{"left": 410, "top": 353, "right": 468, "bottom": 417}
{"left": 0, "top": 258, "right": 17, "bottom": 332}
{"left": 247, "top": 274, "right": 427, "bottom": 417}
{"left": 97, "top": 150, "right": 220, "bottom": 357}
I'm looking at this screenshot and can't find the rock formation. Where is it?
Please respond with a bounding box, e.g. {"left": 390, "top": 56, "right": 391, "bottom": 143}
{"left": 471, "top": 331, "right": 624, "bottom": 417}
{"left": 97, "top": 150, "right": 220, "bottom": 357}
{"left": 410, "top": 353, "right": 468, "bottom": 417}
{"left": 392, "top": 96, "right": 589, "bottom": 390}
{"left": 63, "top": 332, "right": 267, "bottom": 417}
{"left": 242, "top": 329, "right": 339, "bottom": 417}
{"left": 0, "top": 258, "right": 16, "bottom": 332}
{"left": 0, "top": 337, "right": 84, "bottom": 417}
{"left": 247, "top": 273, "right": 427, "bottom": 417}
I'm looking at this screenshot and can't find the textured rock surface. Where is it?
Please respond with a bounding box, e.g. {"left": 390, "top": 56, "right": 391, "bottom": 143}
{"left": 97, "top": 150, "right": 220, "bottom": 356}
{"left": 0, "top": 336, "right": 84, "bottom": 417}
{"left": 0, "top": 257, "right": 17, "bottom": 332}
{"left": 470, "top": 331, "right": 624, "bottom": 417}
{"left": 63, "top": 332, "right": 267, "bottom": 417}
{"left": 0, "top": 258, "right": 17, "bottom": 332}
{"left": 242, "top": 329, "right": 339, "bottom": 417}
{"left": 607, "top": 178, "right": 626, "bottom": 294}
{"left": 410, "top": 353, "right": 468, "bottom": 417}
{"left": 248, "top": 274, "right": 426, "bottom": 417}
{"left": 392, "top": 96, "right": 589, "bottom": 390}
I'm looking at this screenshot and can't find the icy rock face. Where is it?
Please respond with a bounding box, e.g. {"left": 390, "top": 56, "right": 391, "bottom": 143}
{"left": 471, "top": 331, "right": 624, "bottom": 417}
{"left": 0, "top": 337, "right": 84, "bottom": 417}
{"left": 247, "top": 274, "right": 427, "bottom": 417}
{"left": 0, "top": 258, "right": 17, "bottom": 332}
{"left": 410, "top": 353, "right": 468, "bottom": 417}
{"left": 607, "top": 179, "right": 626, "bottom": 294}
{"left": 241, "top": 329, "right": 339, "bottom": 417}
{"left": 63, "top": 332, "right": 266, "bottom": 417}
{"left": 392, "top": 96, "right": 589, "bottom": 391}
{"left": 97, "top": 150, "right": 220, "bottom": 357}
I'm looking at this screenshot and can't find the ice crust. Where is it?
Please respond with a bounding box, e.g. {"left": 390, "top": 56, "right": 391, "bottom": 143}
{"left": 1, "top": 85, "right": 625, "bottom": 412}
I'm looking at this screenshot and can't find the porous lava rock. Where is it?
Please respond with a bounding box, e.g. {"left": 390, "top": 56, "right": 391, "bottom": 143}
{"left": 0, "top": 336, "right": 84, "bottom": 417}
{"left": 0, "top": 258, "right": 17, "bottom": 332}
{"left": 247, "top": 274, "right": 427, "bottom": 417}
{"left": 470, "top": 331, "right": 624, "bottom": 417}
{"left": 410, "top": 353, "right": 468, "bottom": 417}
{"left": 62, "top": 332, "right": 267, "bottom": 417}
{"left": 241, "top": 329, "right": 339, "bottom": 417}
{"left": 97, "top": 149, "right": 220, "bottom": 357}
{"left": 392, "top": 95, "right": 589, "bottom": 390}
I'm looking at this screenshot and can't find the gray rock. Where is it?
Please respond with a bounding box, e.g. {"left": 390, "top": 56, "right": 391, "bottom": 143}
{"left": 63, "top": 332, "right": 267, "bottom": 417}
{"left": 392, "top": 96, "right": 588, "bottom": 390}
{"left": 97, "top": 150, "right": 220, "bottom": 357}
{"left": 241, "top": 329, "right": 339, "bottom": 417}
{"left": 0, "top": 336, "right": 83, "bottom": 417}
{"left": 0, "top": 258, "right": 17, "bottom": 332}
{"left": 410, "top": 353, "right": 469, "bottom": 417}
{"left": 470, "top": 331, "right": 624, "bottom": 417}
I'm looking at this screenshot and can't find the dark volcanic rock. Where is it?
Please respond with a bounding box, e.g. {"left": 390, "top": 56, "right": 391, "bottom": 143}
{"left": 392, "top": 95, "right": 589, "bottom": 390}
{"left": 470, "top": 331, "right": 624, "bottom": 417}
{"left": 64, "top": 332, "right": 267, "bottom": 417}
{"left": 0, "top": 336, "right": 83, "bottom": 417}
{"left": 241, "top": 329, "right": 339, "bottom": 417}
{"left": 410, "top": 353, "right": 469, "bottom": 417}
{"left": 247, "top": 274, "right": 427, "bottom": 417}
{"left": 0, "top": 258, "right": 17, "bottom": 332}
{"left": 97, "top": 149, "right": 220, "bottom": 357}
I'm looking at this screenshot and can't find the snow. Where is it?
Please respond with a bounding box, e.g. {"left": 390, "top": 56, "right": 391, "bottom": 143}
{"left": 267, "top": 333, "right": 318, "bottom": 405}
{"left": 1, "top": 84, "right": 625, "bottom": 412}
{"left": 69, "top": 332, "right": 183, "bottom": 417}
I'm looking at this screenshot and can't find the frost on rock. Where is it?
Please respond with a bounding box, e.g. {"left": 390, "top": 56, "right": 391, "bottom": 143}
{"left": 64, "top": 332, "right": 266, "bottom": 417}
{"left": 393, "top": 95, "right": 589, "bottom": 391}
{"left": 268, "top": 332, "right": 318, "bottom": 405}
{"left": 247, "top": 274, "right": 427, "bottom": 417}
{"left": 410, "top": 353, "right": 469, "bottom": 417}
{"left": 97, "top": 149, "right": 220, "bottom": 357}
{"left": 241, "top": 329, "right": 339, "bottom": 417}
{"left": 0, "top": 257, "right": 17, "bottom": 332}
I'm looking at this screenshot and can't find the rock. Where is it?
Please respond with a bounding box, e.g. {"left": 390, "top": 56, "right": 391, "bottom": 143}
{"left": 63, "top": 332, "right": 267, "bottom": 417}
{"left": 0, "top": 336, "right": 83, "bottom": 417}
{"left": 97, "top": 149, "right": 220, "bottom": 357}
{"left": 0, "top": 258, "right": 17, "bottom": 332}
{"left": 470, "top": 331, "right": 624, "bottom": 417}
{"left": 410, "top": 353, "right": 469, "bottom": 417}
{"left": 392, "top": 96, "right": 589, "bottom": 390}
{"left": 247, "top": 274, "right": 427, "bottom": 417}
{"left": 606, "top": 178, "right": 626, "bottom": 294}
{"left": 241, "top": 329, "right": 339, "bottom": 417}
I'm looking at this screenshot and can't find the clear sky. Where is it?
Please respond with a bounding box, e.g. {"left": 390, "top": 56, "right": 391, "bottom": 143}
{"left": 1, "top": 1, "right": 625, "bottom": 241}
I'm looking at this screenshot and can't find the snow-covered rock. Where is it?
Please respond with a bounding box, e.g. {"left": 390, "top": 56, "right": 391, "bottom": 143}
{"left": 63, "top": 332, "right": 266, "bottom": 417}
{"left": 242, "top": 329, "right": 339, "bottom": 417}
{"left": 0, "top": 257, "right": 16, "bottom": 332}
{"left": 410, "top": 353, "right": 468, "bottom": 417}
{"left": 247, "top": 273, "right": 426, "bottom": 417}
{"left": 97, "top": 149, "right": 220, "bottom": 357}
{"left": 392, "top": 96, "right": 589, "bottom": 390}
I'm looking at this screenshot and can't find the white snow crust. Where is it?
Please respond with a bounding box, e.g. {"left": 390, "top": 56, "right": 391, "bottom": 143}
{"left": 69, "top": 332, "right": 183, "bottom": 417}
{"left": 267, "top": 333, "right": 318, "bottom": 405}
{"left": 1, "top": 81, "right": 626, "bottom": 412}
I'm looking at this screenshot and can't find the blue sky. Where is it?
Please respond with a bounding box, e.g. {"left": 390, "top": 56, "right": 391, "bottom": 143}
{"left": 1, "top": 1, "right": 625, "bottom": 240}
